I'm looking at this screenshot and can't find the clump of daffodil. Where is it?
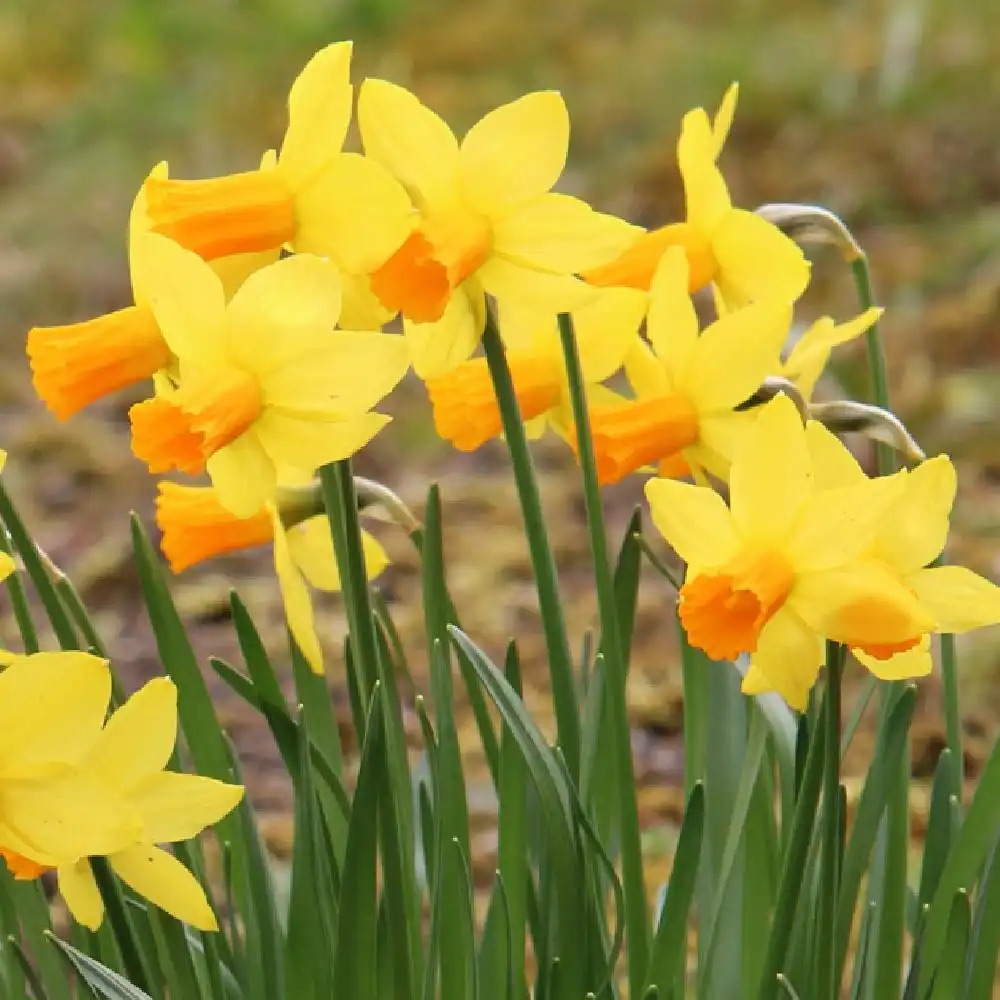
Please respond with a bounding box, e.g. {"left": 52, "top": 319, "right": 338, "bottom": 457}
{"left": 645, "top": 393, "right": 936, "bottom": 710}
{"left": 357, "top": 79, "right": 640, "bottom": 377}
{"left": 781, "top": 307, "right": 883, "bottom": 399}
{"left": 155, "top": 480, "right": 388, "bottom": 673}
{"left": 0, "top": 653, "right": 141, "bottom": 875}
{"left": 584, "top": 85, "right": 810, "bottom": 310}
{"left": 426, "top": 287, "right": 646, "bottom": 450}
{"left": 127, "top": 234, "right": 409, "bottom": 518}
{"left": 27, "top": 162, "right": 273, "bottom": 421}
{"left": 587, "top": 247, "right": 791, "bottom": 485}
{"left": 141, "top": 42, "right": 412, "bottom": 328}
{"left": 753, "top": 420, "right": 1000, "bottom": 684}
{"left": 44, "top": 678, "right": 243, "bottom": 931}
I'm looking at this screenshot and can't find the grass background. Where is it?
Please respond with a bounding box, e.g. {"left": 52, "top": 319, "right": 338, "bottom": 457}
{"left": 2, "top": 0, "right": 1000, "bottom": 880}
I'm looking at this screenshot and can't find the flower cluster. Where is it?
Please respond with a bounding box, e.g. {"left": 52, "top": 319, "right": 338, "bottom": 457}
{"left": 0, "top": 651, "right": 242, "bottom": 929}
{"left": 25, "top": 40, "right": 1000, "bottom": 711}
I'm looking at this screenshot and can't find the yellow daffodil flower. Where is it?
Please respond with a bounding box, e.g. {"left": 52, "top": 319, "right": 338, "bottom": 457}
{"left": 776, "top": 421, "right": 1000, "bottom": 682}
{"left": 127, "top": 234, "right": 409, "bottom": 518}
{"left": 588, "top": 247, "right": 791, "bottom": 484}
{"left": 645, "top": 394, "right": 935, "bottom": 709}
{"left": 426, "top": 287, "right": 646, "bottom": 451}
{"left": 48, "top": 678, "right": 243, "bottom": 931}
{"left": 0, "top": 653, "right": 141, "bottom": 873}
{"left": 155, "top": 481, "right": 388, "bottom": 673}
{"left": 141, "top": 42, "right": 412, "bottom": 328}
{"left": 782, "top": 307, "right": 883, "bottom": 399}
{"left": 27, "top": 162, "right": 274, "bottom": 421}
{"left": 357, "top": 79, "right": 640, "bottom": 377}
{"left": 584, "top": 85, "right": 809, "bottom": 310}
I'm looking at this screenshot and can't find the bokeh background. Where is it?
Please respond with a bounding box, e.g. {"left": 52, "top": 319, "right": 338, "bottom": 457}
{"left": 3, "top": 0, "right": 1000, "bottom": 872}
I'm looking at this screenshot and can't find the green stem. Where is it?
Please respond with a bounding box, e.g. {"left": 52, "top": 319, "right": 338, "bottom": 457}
{"left": 482, "top": 314, "right": 580, "bottom": 781}
{"left": 817, "top": 642, "right": 843, "bottom": 1000}
{"left": 0, "top": 525, "right": 39, "bottom": 653}
{"left": 557, "top": 313, "right": 648, "bottom": 994}
{"left": 938, "top": 631, "right": 963, "bottom": 797}
{"left": 755, "top": 700, "right": 828, "bottom": 1000}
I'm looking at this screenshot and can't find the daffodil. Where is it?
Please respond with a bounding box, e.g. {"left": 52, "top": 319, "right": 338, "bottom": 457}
{"left": 587, "top": 247, "right": 791, "bottom": 484}
{"left": 645, "top": 394, "right": 935, "bottom": 709}
{"left": 0, "top": 653, "right": 141, "bottom": 873}
{"left": 127, "top": 234, "right": 409, "bottom": 518}
{"left": 782, "top": 307, "right": 883, "bottom": 399}
{"left": 357, "top": 80, "right": 640, "bottom": 377}
{"left": 141, "top": 42, "right": 412, "bottom": 327}
{"left": 426, "top": 287, "right": 646, "bottom": 450}
{"left": 27, "top": 162, "right": 272, "bottom": 421}
{"left": 780, "top": 421, "right": 1000, "bottom": 682}
{"left": 584, "top": 85, "right": 809, "bottom": 310}
{"left": 155, "top": 480, "right": 388, "bottom": 673}
{"left": 41, "top": 678, "right": 243, "bottom": 931}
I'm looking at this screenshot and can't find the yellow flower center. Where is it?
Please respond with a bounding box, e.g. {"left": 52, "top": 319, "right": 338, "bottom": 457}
{"left": 587, "top": 393, "right": 700, "bottom": 485}
{"left": 679, "top": 547, "right": 795, "bottom": 661}
{"left": 156, "top": 482, "right": 274, "bottom": 572}
{"left": 28, "top": 305, "right": 171, "bottom": 420}
{"left": 129, "top": 369, "right": 263, "bottom": 475}
{"left": 582, "top": 222, "right": 717, "bottom": 293}
{"left": 426, "top": 350, "right": 562, "bottom": 450}
{"left": 370, "top": 205, "right": 493, "bottom": 323}
{"left": 144, "top": 170, "right": 297, "bottom": 260}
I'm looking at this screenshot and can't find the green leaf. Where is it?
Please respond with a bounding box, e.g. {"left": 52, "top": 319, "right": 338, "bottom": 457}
{"left": 962, "top": 834, "right": 1000, "bottom": 999}
{"left": 929, "top": 891, "right": 970, "bottom": 1000}
{"left": 0, "top": 871, "right": 70, "bottom": 1000}
{"left": 478, "top": 873, "right": 513, "bottom": 1000}
{"left": 449, "top": 625, "right": 585, "bottom": 1000}
{"left": 332, "top": 691, "right": 384, "bottom": 1000}
{"left": 48, "top": 934, "right": 154, "bottom": 1000}
{"left": 834, "top": 686, "right": 916, "bottom": 983}
{"left": 917, "top": 749, "right": 957, "bottom": 910}
{"left": 645, "top": 783, "right": 704, "bottom": 993}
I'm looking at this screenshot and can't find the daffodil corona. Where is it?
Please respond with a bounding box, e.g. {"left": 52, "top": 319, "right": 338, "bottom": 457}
{"left": 127, "top": 235, "right": 408, "bottom": 518}
{"left": 358, "top": 80, "right": 640, "bottom": 377}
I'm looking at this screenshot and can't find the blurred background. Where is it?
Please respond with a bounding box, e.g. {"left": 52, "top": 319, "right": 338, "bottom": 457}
{"left": 3, "top": 0, "right": 1000, "bottom": 866}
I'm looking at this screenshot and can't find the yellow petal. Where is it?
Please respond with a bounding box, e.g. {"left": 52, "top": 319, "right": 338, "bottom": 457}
{"left": 790, "top": 560, "right": 935, "bottom": 646}
{"left": 254, "top": 410, "right": 391, "bottom": 472}
{"left": 208, "top": 247, "right": 282, "bottom": 302}
{"left": 404, "top": 282, "right": 484, "bottom": 378}
{"left": 285, "top": 517, "right": 341, "bottom": 591}
{"left": 727, "top": 393, "right": 810, "bottom": 544}
{"left": 492, "top": 193, "right": 639, "bottom": 272}
{"left": 293, "top": 153, "right": 414, "bottom": 273}
{"left": 133, "top": 234, "right": 227, "bottom": 363}
{"left": 226, "top": 253, "right": 342, "bottom": 366}
{"left": 278, "top": 42, "right": 353, "bottom": 189}
{"left": 358, "top": 78, "right": 460, "bottom": 209}
{"left": 477, "top": 256, "right": 596, "bottom": 313}
{"left": 710, "top": 84, "right": 739, "bottom": 159}
{"left": 129, "top": 771, "right": 243, "bottom": 843}
{"left": 272, "top": 510, "right": 324, "bottom": 672}
{"left": 0, "top": 652, "right": 111, "bottom": 770}
{"left": 260, "top": 332, "right": 409, "bottom": 413}
{"left": 680, "top": 299, "right": 791, "bottom": 412}
{"left": 340, "top": 272, "right": 395, "bottom": 329}
{"left": 678, "top": 130, "right": 731, "bottom": 231}
{"left": 646, "top": 247, "right": 700, "bottom": 377}
{"left": 461, "top": 91, "right": 569, "bottom": 216}
{"left": 788, "top": 474, "right": 906, "bottom": 573}
{"left": 129, "top": 161, "right": 169, "bottom": 303}
{"left": 804, "top": 420, "right": 866, "bottom": 489}
{"left": 85, "top": 678, "right": 177, "bottom": 790}
{"left": 0, "top": 552, "right": 14, "bottom": 583}
{"left": 711, "top": 209, "right": 811, "bottom": 309}
{"left": 623, "top": 337, "right": 670, "bottom": 398}
{"left": 784, "top": 309, "right": 882, "bottom": 398}
{"left": 572, "top": 286, "right": 648, "bottom": 384}
{"left": 644, "top": 478, "right": 740, "bottom": 568}
{"left": 745, "top": 607, "right": 823, "bottom": 711}
{"left": 854, "top": 634, "right": 933, "bottom": 681}
{"left": 871, "top": 456, "right": 955, "bottom": 573}
{"left": 1, "top": 770, "right": 140, "bottom": 865}
{"left": 206, "top": 432, "right": 276, "bottom": 519}
{"left": 909, "top": 565, "right": 1000, "bottom": 633}
{"left": 493, "top": 300, "right": 554, "bottom": 356}
{"left": 111, "top": 844, "right": 218, "bottom": 931}
{"left": 59, "top": 860, "right": 105, "bottom": 930}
